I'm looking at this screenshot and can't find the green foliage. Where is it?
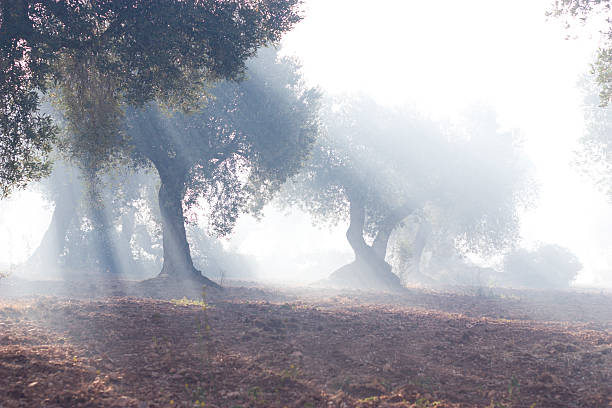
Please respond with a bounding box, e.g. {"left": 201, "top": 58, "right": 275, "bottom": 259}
{"left": 0, "top": 76, "right": 55, "bottom": 197}
{"left": 508, "top": 375, "right": 520, "bottom": 398}
{"left": 1, "top": 0, "right": 303, "bottom": 195}
{"left": 358, "top": 395, "right": 380, "bottom": 403}
{"left": 0, "top": 2, "right": 59, "bottom": 197}
{"left": 414, "top": 398, "right": 443, "bottom": 408}
{"left": 282, "top": 98, "right": 533, "bottom": 262}
{"left": 280, "top": 364, "right": 301, "bottom": 381}
{"left": 550, "top": 0, "right": 612, "bottom": 105}
{"left": 126, "top": 47, "right": 320, "bottom": 236}
{"left": 282, "top": 96, "right": 444, "bottom": 235}
{"left": 52, "top": 55, "right": 128, "bottom": 175}
{"left": 171, "top": 297, "right": 208, "bottom": 310}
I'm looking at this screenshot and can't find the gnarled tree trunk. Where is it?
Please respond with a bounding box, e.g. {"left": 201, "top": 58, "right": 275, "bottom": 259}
{"left": 156, "top": 168, "right": 220, "bottom": 288}
{"left": 345, "top": 197, "right": 394, "bottom": 273}
{"left": 371, "top": 202, "right": 414, "bottom": 259}
{"left": 328, "top": 194, "right": 405, "bottom": 290}
{"left": 24, "top": 189, "right": 77, "bottom": 270}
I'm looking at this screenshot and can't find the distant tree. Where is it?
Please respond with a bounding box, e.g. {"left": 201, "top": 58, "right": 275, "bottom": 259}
{"left": 125, "top": 49, "right": 320, "bottom": 285}
{"left": 503, "top": 244, "right": 582, "bottom": 288}
{"left": 0, "top": 0, "right": 302, "bottom": 197}
{"left": 62, "top": 168, "right": 161, "bottom": 276}
{"left": 21, "top": 159, "right": 161, "bottom": 277}
{"left": 22, "top": 159, "right": 82, "bottom": 272}
{"left": 282, "top": 99, "right": 534, "bottom": 289}
{"left": 280, "top": 98, "right": 436, "bottom": 289}
{"left": 396, "top": 108, "right": 535, "bottom": 283}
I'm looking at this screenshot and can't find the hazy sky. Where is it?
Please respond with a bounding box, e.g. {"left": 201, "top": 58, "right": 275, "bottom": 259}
{"left": 3, "top": 0, "right": 612, "bottom": 286}
{"left": 234, "top": 0, "right": 612, "bottom": 285}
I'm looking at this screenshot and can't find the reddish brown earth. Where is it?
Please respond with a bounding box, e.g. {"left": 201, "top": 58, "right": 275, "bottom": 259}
{"left": 1, "top": 277, "right": 612, "bottom": 407}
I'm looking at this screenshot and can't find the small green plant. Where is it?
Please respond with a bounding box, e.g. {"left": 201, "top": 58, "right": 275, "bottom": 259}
{"left": 280, "top": 364, "right": 301, "bottom": 381}
{"left": 171, "top": 297, "right": 208, "bottom": 309}
{"left": 487, "top": 399, "right": 535, "bottom": 408}
{"left": 248, "top": 386, "right": 262, "bottom": 402}
{"left": 185, "top": 383, "right": 207, "bottom": 407}
{"left": 359, "top": 396, "right": 380, "bottom": 403}
{"left": 508, "top": 375, "right": 520, "bottom": 397}
{"left": 414, "top": 398, "right": 443, "bottom": 408}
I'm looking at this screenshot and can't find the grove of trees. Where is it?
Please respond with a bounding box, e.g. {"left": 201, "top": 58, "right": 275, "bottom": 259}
{"left": 124, "top": 48, "right": 319, "bottom": 284}
{"left": 2, "top": 0, "right": 597, "bottom": 291}
{"left": 1, "top": 0, "right": 302, "bottom": 197}
{"left": 280, "top": 99, "right": 535, "bottom": 289}
{"left": 14, "top": 47, "right": 319, "bottom": 287}
{"left": 1, "top": 0, "right": 313, "bottom": 286}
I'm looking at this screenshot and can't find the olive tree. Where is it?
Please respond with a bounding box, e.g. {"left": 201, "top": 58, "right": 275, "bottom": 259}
{"left": 1, "top": 0, "right": 302, "bottom": 196}
{"left": 125, "top": 49, "right": 320, "bottom": 285}
{"left": 282, "top": 99, "right": 534, "bottom": 290}
{"left": 20, "top": 158, "right": 161, "bottom": 277}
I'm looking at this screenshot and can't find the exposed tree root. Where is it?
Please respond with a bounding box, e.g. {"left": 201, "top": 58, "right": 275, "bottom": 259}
{"left": 145, "top": 267, "right": 222, "bottom": 290}
{"left": 326, "top": 260, "right": 402, "bottom": 291}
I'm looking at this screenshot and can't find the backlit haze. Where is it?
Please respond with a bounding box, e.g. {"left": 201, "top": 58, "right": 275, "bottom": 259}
{"left": 2, "top": 0, "right": 612, "bottom": 286}
{"left": 237, "top": 0, "right": 612, "bottom": 286}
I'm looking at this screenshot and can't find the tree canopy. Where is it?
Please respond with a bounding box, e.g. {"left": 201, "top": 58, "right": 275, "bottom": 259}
{"left": 281, "top": 98, "right": 534, "bottom": 289}
{"left": 124, "top": 48, "right": 320, "bottom": 283}
{"left": 0, "top": 0, "right": 302, "bottom": 196}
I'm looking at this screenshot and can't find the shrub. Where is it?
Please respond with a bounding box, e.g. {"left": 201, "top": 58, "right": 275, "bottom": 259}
{"left": 503, "top": 244, "right": 582, "bottom": 288}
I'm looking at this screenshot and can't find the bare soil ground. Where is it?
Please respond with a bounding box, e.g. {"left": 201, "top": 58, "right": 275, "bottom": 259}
{"left": 1, "top": 276, "right": 612, "bottom": 407}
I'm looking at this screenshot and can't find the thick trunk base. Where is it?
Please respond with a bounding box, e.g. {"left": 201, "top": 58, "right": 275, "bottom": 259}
{"left": 327, "top": 260, "right": 402, "bottom": 291}
{"left": 156, "top": 266, "right": 221, "bottom": 289}
{"left": 138, "top": 271, "right": 221, "bottom": 300}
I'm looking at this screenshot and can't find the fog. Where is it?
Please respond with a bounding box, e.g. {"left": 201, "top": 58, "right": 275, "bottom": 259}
{"left": 6, "top": 2, "right": 612, "bottom": 406}
{"left": 263, "top": 0, "right": 612, "bottom": 287}
{"left": 2, "top": 0, "right": 612, "bottom": 289}
{"left": 227, "top": 0, "right": 612, "bottom": 288}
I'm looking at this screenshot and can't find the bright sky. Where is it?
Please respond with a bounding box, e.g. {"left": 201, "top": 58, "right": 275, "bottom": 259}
{"left": 233, "top": 0, "right": 612, "bottom": 285}
{"left": 0, "top": 190, "right": 52, "bottom": 269}
{"left": 3, "top": 0, "right": 612, "bottom": 286}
